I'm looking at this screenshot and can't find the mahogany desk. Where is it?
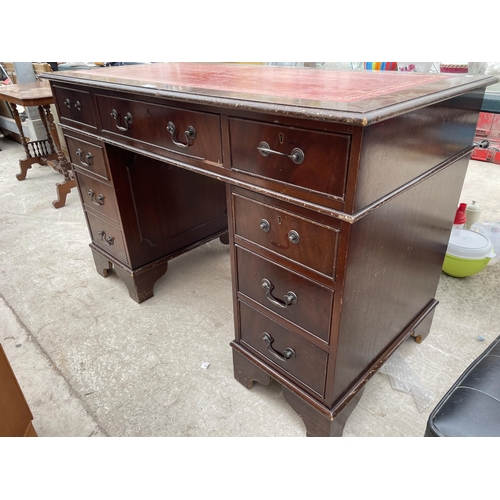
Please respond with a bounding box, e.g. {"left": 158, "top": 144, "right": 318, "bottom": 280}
{"left": 0, "top": 81, "right": 75, "bottom": 208}
{"left": 44, "top": 64, "right": 496, "bottom": 436}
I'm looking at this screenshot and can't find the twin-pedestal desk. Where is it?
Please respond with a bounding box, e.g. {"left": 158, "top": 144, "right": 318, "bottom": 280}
{"left": 43, "top": 64, "right": 496, "bottom": 436}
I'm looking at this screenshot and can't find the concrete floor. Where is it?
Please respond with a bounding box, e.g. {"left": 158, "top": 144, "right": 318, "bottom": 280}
{"left": 1, "top": 134, "right": 499, "bottom": 438}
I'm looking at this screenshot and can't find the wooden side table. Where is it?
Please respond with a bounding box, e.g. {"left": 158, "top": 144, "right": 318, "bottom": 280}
{"left": 0, "top": 81, "right": 75, "bottom": 208}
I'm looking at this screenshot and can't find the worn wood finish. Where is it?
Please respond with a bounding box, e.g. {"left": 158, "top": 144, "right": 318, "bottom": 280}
{"left": 44, "top": 64, "right": 497, "bottom": 436}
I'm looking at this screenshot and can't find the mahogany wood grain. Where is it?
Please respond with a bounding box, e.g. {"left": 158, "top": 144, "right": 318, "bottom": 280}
{"left": 95, "top": 94, "right": 222, "bottom": 165}
{"left": 239, "top": 301, "right": 328, "bottom": 397}
{"left": 233, "top": 193, "right": 339, "bottom": 278}
{"left": 236, "top": 246, "right": 333, "bottom": 343}
{"left": 229, "top": 117, "right": 350, "bottom": 200}
{"left": 65, "top": 133, "right": 110, "bottom": 180}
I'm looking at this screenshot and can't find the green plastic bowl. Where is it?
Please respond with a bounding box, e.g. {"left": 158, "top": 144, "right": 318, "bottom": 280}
{"left": 442, "top": 228, "right": 495, "bottom": 278}
{"left": 442, "top": 253, "right": 491, "bottom": 278}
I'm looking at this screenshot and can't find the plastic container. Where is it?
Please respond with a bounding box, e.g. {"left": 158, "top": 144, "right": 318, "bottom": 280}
{"left": 442, "top": 228, "right": 495, "bottom": 278}
{"left": 471, "top": 222, "right": 500, "bottom": 266}
{"left": 397, "top": 62, "right": 433, "bottom": 72}
{"left": 465, "top": 200, "right": 482, "bottom": 229}
{"left": 453, "top": 203, "right": 467, "bottom": 228}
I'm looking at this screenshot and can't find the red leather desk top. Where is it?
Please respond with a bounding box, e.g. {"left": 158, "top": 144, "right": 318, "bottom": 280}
{"left": 44, "top": 63, "right": 498, "bottom": 125}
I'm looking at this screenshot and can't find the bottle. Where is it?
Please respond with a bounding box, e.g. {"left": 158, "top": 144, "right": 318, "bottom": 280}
{"left": 453, "top": 203, "right": 467, "bottom": 228}
{"left": 465, "top": 200, "right": 482, "bottom": 229}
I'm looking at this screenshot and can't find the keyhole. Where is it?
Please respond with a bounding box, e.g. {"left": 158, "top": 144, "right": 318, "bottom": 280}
{"left": 278, "top": 216, "right": 282, "bottom": 224}
{"left": 279, "top": 133, "right": 284, "bottom": 144}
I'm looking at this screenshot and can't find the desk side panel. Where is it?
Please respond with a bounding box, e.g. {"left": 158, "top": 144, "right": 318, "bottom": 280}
{"left": 329, "top": 95, "right": 482, "bottom": 406}
{"left": 353, "top": 90, "right": 485, "bottom": 212}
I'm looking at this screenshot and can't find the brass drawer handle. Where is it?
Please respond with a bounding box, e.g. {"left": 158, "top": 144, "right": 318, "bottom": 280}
{"left": 87, "top": 189, "right": 105, "bottom": 206}
{"left": 288, "top": 230, "right": 300, "bottom": 244}
{"left": 257, "top": 141, "right": 305, "bottom": 165}
{"left": 110, "top": 109, "right": 133, "bottom": 132}
{"left": 75, "top": 148, "right": 93, "bottom": 167}
{"left": 166, "top": 121, "right": 197, "bottom": 148}
{"left": 64, "top": 99, "right": 82, "bottom": 111}
{"left": 261, "top": 278, "right": 297, "bottom": 309}
{"left": 97, "top": 229, "right": 114, "bottom": 246}
{"left": 262, "top": 332, "right": 296, "bottom": 362}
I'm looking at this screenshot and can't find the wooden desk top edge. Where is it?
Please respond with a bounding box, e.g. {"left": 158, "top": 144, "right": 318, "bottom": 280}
{"left": 0, "top": 81, "right": 54, "bottom": 107}
{"left": 42, "top": 63, "right": 499, "bottom": 126}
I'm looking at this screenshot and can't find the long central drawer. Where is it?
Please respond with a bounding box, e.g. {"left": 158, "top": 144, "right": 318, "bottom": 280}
{"left": 95, "top": 94, "right": 223, "bottom": 164}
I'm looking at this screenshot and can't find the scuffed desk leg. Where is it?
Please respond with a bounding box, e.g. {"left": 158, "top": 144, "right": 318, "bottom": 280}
{"left": 91, "top": 248, "right": 113, "bottom": 277}
{"left": 411, "top": 299, "right": 438, "bottom": 344}
{"left": 113, "top": 260, "right": 169, "bottom": 304}
{"left": 232, "top": 349, "right": 272, "bottom": 389}
{"left": 282, "top": 387, "right": 365, "bottom": 437}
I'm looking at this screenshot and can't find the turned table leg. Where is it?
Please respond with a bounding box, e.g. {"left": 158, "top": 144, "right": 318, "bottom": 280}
{"left": 42, "top": 105, "right": 76, "bottom": 209}
{"left": 9, "top": 102, "right": 36, "bottom": 181}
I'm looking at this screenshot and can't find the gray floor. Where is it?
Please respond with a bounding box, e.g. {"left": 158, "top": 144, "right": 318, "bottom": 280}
{"left": 1, "top": 135, "right": 499, "bottom": 437}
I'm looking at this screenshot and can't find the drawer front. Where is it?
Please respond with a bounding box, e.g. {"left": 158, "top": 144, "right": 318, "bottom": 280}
{"left": 86, "top": 212, "right": 128, "bottom": 264}
{"left": 237, "top": 247, "right": 333, "bottom": 342}
{"left": 74, "top": 170, "right": 119, "bottom": 224}
{"left": 233, "top": 193, "right": 339, "bottom": 278}
{"left": 65, "top": 134, "right": 109, "bottom": 180}
{"left": 95, "top": 94, "right": 222, "bottom": 164}
{"left": 52, "top": 85, "right": 96, "bottom": 128}
{"left": 239, "top": 301, "right": 328, "bottom": 396}
{"left": 229, "top": 118, "right": 350, "bottom": 200}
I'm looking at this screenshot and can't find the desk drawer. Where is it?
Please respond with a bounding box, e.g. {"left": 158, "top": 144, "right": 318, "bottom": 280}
{"left": 233, "top": 193, "right": 339, "bottom": 278}
{"left": 65, "top": 134, "right": 109, "bottom": 180}
{"left": 229, "top": 118, "right": 350, "bottom": 200}
{"left": 95, "top": 94, "right": 222, "bottom": 164}
{"left": 239, "top": 301, "right": 327, "bottom": 396}
{"left": 86, "top": 212, "right": 128, "bottom": 264}
{"left": 52, "top": 85, "right": 96, "bottom": 128}
{"left": 236, "top": 247, "right": 333, "bottom": 343}
{"left": 74, "top": 170, "right": 119, "bottom": 224}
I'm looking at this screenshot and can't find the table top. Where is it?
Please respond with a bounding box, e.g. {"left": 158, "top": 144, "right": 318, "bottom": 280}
{"left": 0, "top": 81, "right": 54, "bottom": 107}
{"left": 43, "top": 63, "right": 499, "bottom": 125}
